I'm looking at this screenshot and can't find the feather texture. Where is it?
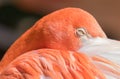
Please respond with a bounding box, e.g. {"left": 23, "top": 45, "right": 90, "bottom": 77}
{"left": 0, "top": 49, "right": 105, "bottom": 79}
{"left": 79, "top": 37, "right": 120, "bottom": 78}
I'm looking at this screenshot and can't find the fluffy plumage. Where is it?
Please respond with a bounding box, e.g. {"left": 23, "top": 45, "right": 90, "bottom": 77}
{"left": 0, "top": 7, "right": 120, "bottom": 79}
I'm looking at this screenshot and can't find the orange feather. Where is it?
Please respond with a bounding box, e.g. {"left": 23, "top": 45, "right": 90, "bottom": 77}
{"left": 0, "top": 8, "right": 106, "bottom": 71}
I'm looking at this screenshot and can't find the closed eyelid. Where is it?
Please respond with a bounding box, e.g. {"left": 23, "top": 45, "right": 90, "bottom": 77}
{"left": 76, "top": 28, "right": 87, "bottom": 37}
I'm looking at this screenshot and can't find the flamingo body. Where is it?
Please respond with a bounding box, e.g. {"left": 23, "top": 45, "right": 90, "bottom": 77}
{"left": 0, "top": 49, "right": 105, "bottom": 79}
{"left": 0, "top": 8, "right": 120, "bottom": 79}
{"left": 0, "top": 8, "right": 106, "bottom": 71}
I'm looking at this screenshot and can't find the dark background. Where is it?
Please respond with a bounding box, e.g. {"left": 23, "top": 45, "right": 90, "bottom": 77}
{"left": 0, "top": 0, "right": 120, "bottom": 59}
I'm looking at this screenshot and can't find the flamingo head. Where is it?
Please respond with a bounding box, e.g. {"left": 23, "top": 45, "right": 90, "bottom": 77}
{"left": 34, "top": 7, "right": 107, "bottom": 51}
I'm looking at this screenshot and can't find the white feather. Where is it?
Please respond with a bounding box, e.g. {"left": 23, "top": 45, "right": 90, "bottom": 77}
{"left": 79, "top": 37, "right": 120, "bottom": 79}
{"left": 40, "top": 75, "right": 51, "bottom": 79}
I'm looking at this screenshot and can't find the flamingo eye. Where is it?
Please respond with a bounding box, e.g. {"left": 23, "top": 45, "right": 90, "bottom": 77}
{"left": 76, "top": 28, "right": 87, "bottom": 37}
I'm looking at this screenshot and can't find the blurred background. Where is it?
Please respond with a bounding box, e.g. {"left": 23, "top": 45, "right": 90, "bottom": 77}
{"left": 0, "top": 0, "right": 120, "bottom": 59}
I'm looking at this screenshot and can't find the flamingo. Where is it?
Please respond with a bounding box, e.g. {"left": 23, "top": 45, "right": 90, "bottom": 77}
{"left": 0, "top": 7, "right": 120, "bottom": 79}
